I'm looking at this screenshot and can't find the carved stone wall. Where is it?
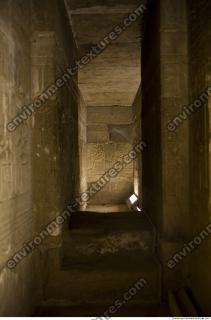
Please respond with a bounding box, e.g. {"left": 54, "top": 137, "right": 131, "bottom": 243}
{"left": 31, "top": 0, "right": 79, "bottom": 236}
{"left": 0, "top": 0, "right": 40, "bottom": 315}
{"left": 0, "top": 0, "right": 79, "bottom": 315}
{"left": 78, "top": 94, "right": 87, "bottom": 210}
{"left": 86, "top": 106, "right": 134, "bottom": 206}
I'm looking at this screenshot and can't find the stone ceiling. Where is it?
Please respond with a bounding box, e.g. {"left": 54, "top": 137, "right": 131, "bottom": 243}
{"left": 65, "top": 0, "right": 146, "bottom": 107}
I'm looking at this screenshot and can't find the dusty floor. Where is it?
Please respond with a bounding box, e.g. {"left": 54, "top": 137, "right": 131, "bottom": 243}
{"left": 35, "top": 212, "right": 170, "bottom": 317}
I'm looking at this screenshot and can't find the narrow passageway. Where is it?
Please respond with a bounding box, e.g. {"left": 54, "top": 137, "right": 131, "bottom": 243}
{"left": 0, "top": 0, "right": 211, "bottom": 317}
{"left": 74, "top": 0, "right": 143, "bottom": 213}
{"left": 33, "top": 0, "right": 169, "bottom": 315}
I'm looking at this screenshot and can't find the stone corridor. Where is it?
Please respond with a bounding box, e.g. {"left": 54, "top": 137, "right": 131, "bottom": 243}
{"left": 0, "top": 0, "right": 211, "bottom": 317}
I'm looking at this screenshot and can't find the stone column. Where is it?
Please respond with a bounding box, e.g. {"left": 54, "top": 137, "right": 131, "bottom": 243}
{"left": 31, "top": 32, "right": 61, "bottom": 232}
{"left": 159, "top": 0, "right": 189, "bottom": 290}
{"left": 31, "top": 0, "right": 79, "bottom": 256}
{"left": 142, "top": 0, "right": 189, "bottom": 292}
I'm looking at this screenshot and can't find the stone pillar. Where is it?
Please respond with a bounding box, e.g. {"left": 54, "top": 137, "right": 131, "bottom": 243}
{"left": 31, "top": 31, "right": 61, "bottom": 234}
{"left": 78, "top": 93, "right": 87, "bottom": 210}
{"left": 188, "top": 0, "right": 211, "bottom": 313}
{"left": 159, "top": 0, "right": 189, "bottom": 290}
{"left": 0, "top": 0, "right": 41, "bottom": 315}
{"left": 142, "top": 0, "right": 189, "bottom": 292}
{"left": 31, "top": 0, "right": 79, "bottom": 253}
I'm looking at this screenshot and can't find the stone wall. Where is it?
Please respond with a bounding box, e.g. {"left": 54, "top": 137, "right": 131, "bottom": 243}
{"left": 78, "top": 93, "right": 87, "bottom": 210}
{"left": 86, "top": 106, "right": 134, "bottom": 206}
{"left": 0, "top": 0, "right": 78, "bottom": 315}
{"left": 0, "top": 0, "right": 40, "bottom": 315}
{"left": 31, "top": 0, "right": 79, "bottom": 229}
{"left": 188, "top": 0, "right": 211, "bottom": 314}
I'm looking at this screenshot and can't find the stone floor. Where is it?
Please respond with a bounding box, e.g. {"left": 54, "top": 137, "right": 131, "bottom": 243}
{"left": 35, "top": 211, "right": 171, "bottom": 316}
{"left": 35, "top": 303, "right": 170, "bottom": 317}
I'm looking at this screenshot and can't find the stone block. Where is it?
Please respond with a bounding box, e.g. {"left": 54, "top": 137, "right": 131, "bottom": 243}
{"left": 86, "top": 143, "right": 134, "bottom": 204}
{"left": 160, "top": 0, "right": 187, "bottom": 31}
{"left": 88, "top": 179, "right": 133, "bottom": 205}
{"left": 109, "top": 124, "right": 133, "bottom": 143}
{"left": 161, "top": 62, "right": 187, "bottom": 98}
{"left": 87, "top": 125, "right": 108, "bottom": 143}
{"left": 161, "top": 31, "right": 187, "bottom": 56}
{"left": 87, "top": 106, "right": 132, "bottom": 125}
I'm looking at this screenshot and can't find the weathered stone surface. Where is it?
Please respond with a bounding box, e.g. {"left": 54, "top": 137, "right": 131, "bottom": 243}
{"left": 44, "top": 211, "right": 161, "bottom": 313}
{"left": 65, "top": 0, "right": 143, "bottom": 107}
{"left": 0, "top": 0, "right": 38, "bottom": 316}
{"left": 2, "top": 0, "right": 210, "bottom": 316}
{"left": 109, "top": 124, "right": 133, "bottom": 143}
{"left": 88, "top": 180, "right": 133, "bottom": 204}
{"left": 69, "top": 0, "right": 142, "bottom": 207}
{"left": 84, "top": 103, "right": 134, "bottom": 205}
{"left": 78, "top": 44, "right": 141, "bottom": 106}
{"left": 86, "top": 143, "right": 133, "bottom": 204}
{"left": 188, "top": 0, "right": 211, "bottom": 314}
{"left": 87, "top": 106, "right": 133, "bottom": 124}
{"left": 78, "top": 99, "right": 87, "bottom": 209}
{"left": 87, "top": 125, "right": 108, "bottom": 143}
{"left": 142, "top": 0, "right": 189, "bottom": 295}
{"left": 0, "top": 0, "right": 78, "bottom": 316}
{"left": 67, "top": 0, "right": 146, "bottom": 10}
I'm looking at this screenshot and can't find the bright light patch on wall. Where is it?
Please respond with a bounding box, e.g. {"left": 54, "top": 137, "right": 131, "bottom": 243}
{"left": 137, "top": 207, "right": 142, "bottom": 212}
{"left": 134, "top": 176, "right": 139, "bottom": 196}
{"left": 129, "top": 194, "right": 138, "bottom": 205}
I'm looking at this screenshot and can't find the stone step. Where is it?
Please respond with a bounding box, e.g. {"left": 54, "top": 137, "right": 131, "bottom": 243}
{"left": 63, "top": 211, "right": 155, "bottom": 257}
{"left": 35, "top": 302, "right": 171, "bottom": 317}
{"left": 68, "top": 212, "right": 153, "bottom": 234}
{"left": 62, "top": 230, "right": 153, "bottom": 261}
{"left": 43, "top": 212, "right": 160, "bottom": 309}
{"left": 62, "top": 250, "right": 156, "bottom": 271}
{"left": 45, "top": 252, "right": 161, "bottom": 306}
